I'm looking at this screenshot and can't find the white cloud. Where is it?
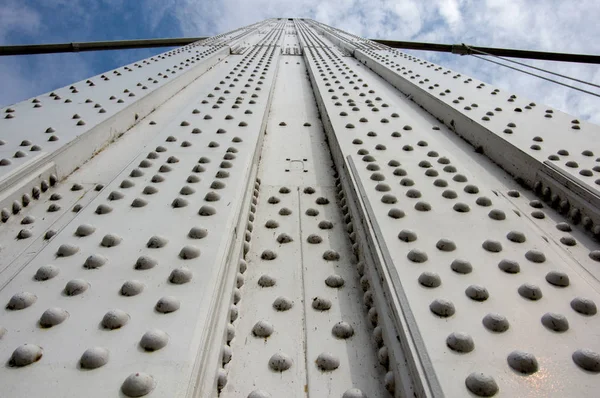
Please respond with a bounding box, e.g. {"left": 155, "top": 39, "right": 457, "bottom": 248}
{"left": 159, "top": 0, "right": 599, "bottom": 122}
{"left": 0, "top": 1, "right": 41, "bottom": 42}
{"left": 0, "top": 0, "right": 598, "bottom": 124}
{"left": 437, "top": 0, "right": 461, "bottom": 28}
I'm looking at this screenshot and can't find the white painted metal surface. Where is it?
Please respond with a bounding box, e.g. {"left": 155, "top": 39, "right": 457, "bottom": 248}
{"left": 0, "top": 18, "right": 598, "bottom": 398}
{"left": 297, "top": 18, "right": 600, "bottom": 397}
{"left": 219, "top": 37, "right": 387, "bottom": 397}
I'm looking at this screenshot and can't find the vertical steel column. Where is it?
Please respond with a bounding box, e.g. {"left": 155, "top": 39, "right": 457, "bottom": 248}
{"left": 298, "top": 18, "right": 600, "bottom": 398}
{"left": 0, "top": 19, "right": 284, "bottom": 398}
{"left": 308, "top": 19, "right": 600, "bottom": 241}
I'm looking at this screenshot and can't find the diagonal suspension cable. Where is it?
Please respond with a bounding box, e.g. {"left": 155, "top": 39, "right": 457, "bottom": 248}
{"left": 470, "top": 54, "right": 600, "bottom": 98}
{"left": 465, "top": 45, "right": 600, "bottom": 89}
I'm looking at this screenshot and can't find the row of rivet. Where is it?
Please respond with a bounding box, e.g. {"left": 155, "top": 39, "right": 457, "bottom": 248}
{"left": 217, "top": 176, "right": 261, "bottom": 394}
{"left": 301, "top": 36, "right": 600, "bottom": 396}
{"left": 216, "top": 32, "right": 281, "bottom": 393}
{"left": 333, "top": 171, "right": 395, "bottom": 396}
{"left": 2, "top": 37, "right": 278, "bottom": 398}
{"left": 532, "top": 179, "right": 600, "bottom": 245}
{"left": 1, "top": 173, "right": 60, "bottom": 225}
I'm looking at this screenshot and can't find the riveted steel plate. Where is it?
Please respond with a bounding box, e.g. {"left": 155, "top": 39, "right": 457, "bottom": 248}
{"left": 0, "top": 18, "right": 599, "bottom": 398}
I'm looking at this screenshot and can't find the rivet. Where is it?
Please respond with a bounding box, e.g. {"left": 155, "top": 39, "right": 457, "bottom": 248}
{"left": 332, "top": 321, "right": 354, "bottom": 339}
{"left": 134, "top": 255, "right": 156, "bottom": 270}
{"left": 487, "top": 209, "right": 506, "bottom": 220}
{"left": 248, "top": 390, "right": 271, "bottom": 398}
{"left": 205, "top": 191, "right": 221, "bottom": 201}
{"left": 398, "top": 229, "right": 417, "bottom": 242}
{"left": 269, "top": 352, "right": 292, "bottom": 371}
{"left": 130, "top": 169, "right": 144, "bottom": 178}
{"left": 429, "top": 298, "right": 455, "bottom": 317}
{"left": 322, "top": 250, "right": 340, "bottom": 260}
{"left": 155, "top": 296, "right": 180, "bottom": 313}
{"left": 572, "top": 349, "right": 600, "bottom": 372}
{"left": 6, "top": 292, "right": 37, "bottom": 310}
{"left": 39, "top": 307, "right": 69, "bottom": 328}
{"left": 465, "top": 372, "right": 499, "bottom": 396}
{"left": 9, "top": 344, "right": 43, "bottom": 367}
{"left": 388, "top": 208, "right": 405, "bottom": 218}
{"left": 119, "top": 280, "right": 144, "bottom": 296}
{"left": 73, "top": 224, "right": 95, "bottom": 238}
{"left": 414, "top": 201, "right": 431, "bottom": 211}
{"left": 273, "top": 296, "right": 293, "bottom": 311}
{"left": 222, "top": 345, "right": 232, "bottom": 366}
{"left": 407, "top": 249, "right": 428, "bottom": 263}
{"left": 466, "top": 285, "right": 489, "bottom": 301}
{"left": 545, "top": 271, "right": 569, "bottom": 287}
{"left": 83, "top": 254, "right": 107, "bottom": 269}
{"left": 276, "top": 233, "right": 293, "bottom": 243}
{"left": 407, "top": 188, "right": 422, "bottom": 198}
{"left": 436, "top": 238, "right": 456, "bottom": 251}
{"left": 505, "top": 230, "right": 526, "bottom": 243}
{"left": 95, "top": 204, "right": 112, "bottom": 214}
{"left": 186, "top": 227, "right": 207, "bottom": 239}
{"left": 34, "top": 264, "right": 60, "bottom": 281}
{"left": 570, "top": 297, "right": 597, "bottom": 315}
{"left": 401, "top": 178, "right": 415, "bottom": 187}
{"left": 178, "top": 245, "right": 200, "bottom": 260}
{"left": 121, "top": 372, "right": 155, "bottom": 397}
{"left": 306, "top": 208, "right": 319, "bottom": 216}
{"left": 312, "top": 297, "right": 332, "bottom": 311}
{"left": 418, "top": 272, "right": 441, "bottom": 288}
{"left": 198, "top": 205, "right": 216, "bottom": 216}
{"left": 166, "top": 266, "right": 192, "bottom": 284}
{"left": 541, "top": 312, "right": 569, "bottom": 332}
{"left": 507, "top": 350, "right": 538, "bottom": 374}
{"left": 47, "top": 203, "right": 61, "bottom": 212}
{"left": 446, "top": 332, "right": 474, "bottom": 352}
{"left": 226, "top": 323, "right": 235, "bottom": 343}
{"left": 101, "top": 234, "right": 122, "bottom": 247}
{"left": 17, "top": 229, "right": 32, "bottom": 239}
{"left": 265, "top": 219, "right": 279, "bottom": 228}
{"left": 316, "top": 352, "right": 340, "bottom": 371}
{"left": 325, "top": 274, "right": 345, "bottom": 288}
{"left": 518, "top": 283, "right": 542, "bottom": 300}
{"left": 482, "top": 313, "right": 510, "bottom": 334}
{"left": 80, "top": 347, "right": 109, "bottom": 369}
{"left": 525, "top": 250, "right": 545, "bottom": 263}
{"left": 102, "top": 309, "right": 129, "bottom": 329}
{"left": 252, "top": 320, "right": 274, "bottom": 338}
{"left": 57, "top": 243, "right": 79, "bottom": 256}
{"left": 342, "top": 389, "right": 367, "bottom": 398}
{"left": 260, "top": 249, "right": 277, "bottom": 260}
{"left": 482, "top": 240, "right": 502, "bottom": 252}
{"left": 497, "top": 259, "right": 519, "bottom": 273}
{"left": 258, "top": 274, "right": 276, "bottom": 287}
{"left": 140, "top": 329, "right": 169, "bottom": 351}
{"left": 588, "top": 250, "right": 600, "bottom": 262}
{"left": 21, "top": 215, "right": 35, "bottom": 225}
{"left": 130, "top": 198, "right": 147, "bottom": 207}
{"left": 147, "top": 235, "right": 168, "bottom": 248}
{"left": 385, "top": 371, "right": 395, "bottom": 394}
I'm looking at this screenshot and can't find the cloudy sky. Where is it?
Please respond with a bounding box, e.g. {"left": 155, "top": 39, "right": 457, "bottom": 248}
{"left": 1, "top": 0, "right": 599, "bottom": 123}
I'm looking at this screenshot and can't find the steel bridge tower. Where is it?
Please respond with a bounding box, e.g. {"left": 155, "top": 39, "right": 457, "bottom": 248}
{"left": 0, "top": 18, "right": 599, "bottom": 398}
